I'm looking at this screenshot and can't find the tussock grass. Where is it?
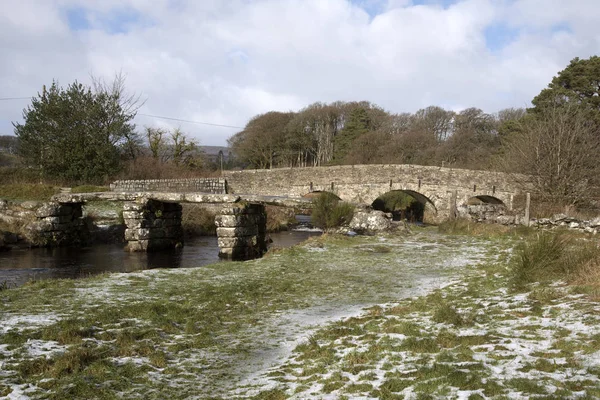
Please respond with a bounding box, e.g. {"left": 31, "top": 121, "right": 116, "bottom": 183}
{"left": 511, "top": 233, "right": 600, "bottom": 290}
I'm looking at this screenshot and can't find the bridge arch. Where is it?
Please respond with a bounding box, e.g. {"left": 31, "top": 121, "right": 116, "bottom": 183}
{"left": 466, "top": 195, "right": 505, "bottom": 206}
{"left": 371, "top": 190, "right": 437, "bottom": 223}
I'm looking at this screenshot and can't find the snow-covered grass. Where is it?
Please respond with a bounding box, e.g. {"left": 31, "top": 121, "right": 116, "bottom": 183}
{"left": 0, "top": 228, "right": 598, "bottom": 399}
{"left": 254, "top": 250, "right": 600, "bottom": 399}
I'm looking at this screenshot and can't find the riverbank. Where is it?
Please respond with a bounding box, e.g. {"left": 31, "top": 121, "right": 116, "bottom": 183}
{"left": 1, "top": 229, "right": 599, "bottom": 399}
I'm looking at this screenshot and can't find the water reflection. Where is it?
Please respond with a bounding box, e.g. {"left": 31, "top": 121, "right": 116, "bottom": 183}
{"left": 0, "top": 230, "right": 320, "bottom": 288}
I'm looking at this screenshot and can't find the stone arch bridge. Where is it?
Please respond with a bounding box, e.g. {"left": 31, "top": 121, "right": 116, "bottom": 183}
{"left": 42, "top": 164, "right": 528, "bottom": 258}
{"left": 110, "top": 164, "right": 530, "bottom": 223}
{"left": 220, "top": 165, "right": 530, "bottom": 221}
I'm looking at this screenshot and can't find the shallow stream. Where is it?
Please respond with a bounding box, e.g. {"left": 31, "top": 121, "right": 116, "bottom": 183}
{"left": 0, "top": 228, "right": 320, "bottom": 288}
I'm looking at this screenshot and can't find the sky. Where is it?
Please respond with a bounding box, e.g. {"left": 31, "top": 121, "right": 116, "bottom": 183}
{"left": 1, "top": 0, "right": 599, "bottom": 146}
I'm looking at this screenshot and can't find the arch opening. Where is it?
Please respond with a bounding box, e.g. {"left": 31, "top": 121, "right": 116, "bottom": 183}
{"left": 371, "top": 190, "right": 436, "bottom": 223}
{"left": 467, "top": 195, "right": 505, "bottom": 206}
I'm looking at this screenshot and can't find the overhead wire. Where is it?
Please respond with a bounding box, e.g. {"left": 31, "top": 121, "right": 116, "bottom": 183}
{"left": 0, "top": 97, "right": 244, "bottom": 130}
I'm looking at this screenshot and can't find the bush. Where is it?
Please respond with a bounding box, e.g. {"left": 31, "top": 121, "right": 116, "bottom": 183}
{"left": 311, "top": 192, "right": 354, "bottom": 230}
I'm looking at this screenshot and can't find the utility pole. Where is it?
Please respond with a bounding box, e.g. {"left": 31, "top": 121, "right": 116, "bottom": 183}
{"left": 219, "top": 150, "right": 224, "bottom": 176}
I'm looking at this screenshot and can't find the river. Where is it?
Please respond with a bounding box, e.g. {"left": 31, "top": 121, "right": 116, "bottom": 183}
{"left": 0, "top": 227, "right": 320, "bottom": 288}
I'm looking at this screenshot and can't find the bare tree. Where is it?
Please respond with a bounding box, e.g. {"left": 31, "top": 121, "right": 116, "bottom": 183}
{"left": 92, "top": 72, "right": 146, "bottom": 159}
{"left": 499, "top": 102, "right": 600, "bottom": 205}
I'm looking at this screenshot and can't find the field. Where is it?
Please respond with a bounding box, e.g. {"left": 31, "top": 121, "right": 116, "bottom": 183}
{"left": 1, "top": 228, "right": 599, "bottom": 399}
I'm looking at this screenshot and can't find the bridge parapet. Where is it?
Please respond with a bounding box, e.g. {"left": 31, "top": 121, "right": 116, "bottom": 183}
{"left": 110, "top": 178, "right": 227, "bottom": 194}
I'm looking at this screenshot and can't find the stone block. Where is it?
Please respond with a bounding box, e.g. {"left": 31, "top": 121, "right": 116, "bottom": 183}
{"left": 216, "top": 226, "right": 258, "bottom": 237}
{"left": 217, "top": 236, "right": 258, "bottom": 248}
{"left": 124, "top": 218, "right": 142, "bottom": 228}
{"left": 123, "top": 202, "right": 146, "bottom": 212}
{"left": 20, "top": 201, "right": 41, "bottom": 210}
{"left": 221, "top": 205, "right": 260, "bottom": 215}
{"left": 122, "top": 211, "right": 143, "bottom": 220}
{"left": 43, "top": 215, "right": 74, "bottom": 225}
{"left": 36, "top": 203, "right": 71, "bottom": 218}
{"left": 496, "top": 215, "right": 515, "bottom": 225}
{"left": 214, "top": 214, "right": 258, "bottom": 227}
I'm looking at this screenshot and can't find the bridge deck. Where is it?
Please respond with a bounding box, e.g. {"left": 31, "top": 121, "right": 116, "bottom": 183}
{"left": 51, "top": 192, "right": 313, "bottom": 208}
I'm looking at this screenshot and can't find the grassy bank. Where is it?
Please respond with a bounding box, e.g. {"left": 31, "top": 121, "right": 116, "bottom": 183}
{"left": 1, "top": 229, "right": 599, "bottom": 399}
{"left": 0, "top": 230, "right": 491, "bottom": 398}
{"left": 256, "top": 233, "right": 600, "bottom": 399}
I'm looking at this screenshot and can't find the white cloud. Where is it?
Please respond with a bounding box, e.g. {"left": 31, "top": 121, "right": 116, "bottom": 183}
{"left": 1, "top": 0, "right": 599, "bottom": 145}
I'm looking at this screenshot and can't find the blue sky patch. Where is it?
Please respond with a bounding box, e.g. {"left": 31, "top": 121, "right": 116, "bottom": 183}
{"left": 484, "top": 22, "right": 520, "bottom": 52}
{"left": 351, "top": 0, "right": 460, "bottom": 17}
{"left": 66, "top": 7, "right": 90, "bottom": 31}
{"left": 65, "top": 6, "right": 150, "bottom": 34}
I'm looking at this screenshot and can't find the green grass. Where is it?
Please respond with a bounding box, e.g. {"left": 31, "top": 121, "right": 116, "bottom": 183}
{"left": 71, "top": 185, "right": 110, "bottom": 193}
{"left": 0, "top": 183, "right": 59, "bottom": 202}
{"left": 3, "top": 229, "right": 600, "bottom": 399}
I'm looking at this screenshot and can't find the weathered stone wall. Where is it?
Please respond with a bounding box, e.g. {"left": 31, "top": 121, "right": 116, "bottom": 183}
{"left": 110, "top": 178, "right": 227, "bottom": 194}
{"left": 223, "top": 165, "right": 532, "bottom": 221}
{"left": 216, "top": 203, "right": 267, "bottom": 260}
{"left": 123, "top": 200, "right": 184, "bottom": 252}
{"left": 459, "top": 205, "right": 600, "bottom": 234}
{"left": 29, "top": 202, "right": 90, "bottom": 246}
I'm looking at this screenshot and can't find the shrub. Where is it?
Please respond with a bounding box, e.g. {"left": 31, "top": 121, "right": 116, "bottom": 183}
{"left": 311, "top": 192, "right": 354, "bottom": 230}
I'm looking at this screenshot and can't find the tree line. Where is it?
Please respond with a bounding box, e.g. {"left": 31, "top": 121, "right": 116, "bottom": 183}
{"left": 229, "top": 56, "right": 600, "bottom": 206}
{"left": 229, "top": 101, "right": 524, "bottom": 170}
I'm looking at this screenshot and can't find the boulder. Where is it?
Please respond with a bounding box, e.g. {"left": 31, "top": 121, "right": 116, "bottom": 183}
{"left": 349, "top": 210, "right": 392, "bottom": 234}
